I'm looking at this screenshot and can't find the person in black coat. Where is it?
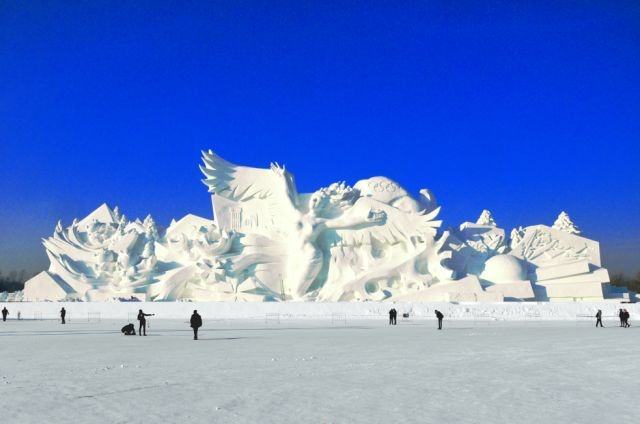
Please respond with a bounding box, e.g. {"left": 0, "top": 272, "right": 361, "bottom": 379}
{"left": 435, "top": 310, "right": 444, "bottom": 330}
{"left": 388, "top": 308, "right": 397, "bottom": 325}
{"left": 623, "top": 309, "right": 630, "bottom": 328}
{"left": 137, "top": 310, "right": 154, "bottom": 336}
{"left": 619, "top": 309, "right": 624, "bottom": 327}
{"left": 60, "top": 307, "right": 66, "bottom": 324}
{"left": 121, "top": 323, "right": 136, "bottom": 335}
{"left": 1, "top": 307, "right": 7, "bottom": 322}
{"left": 595, "top": 309, "right": 603, "bottom": 327}
{"left": 190, "top": 310, "right": 202, "bottom": 340}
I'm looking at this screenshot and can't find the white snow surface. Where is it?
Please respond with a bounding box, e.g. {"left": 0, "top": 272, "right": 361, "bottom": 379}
{"left": 1, "top": 314, "right": 638, "bottom": 423}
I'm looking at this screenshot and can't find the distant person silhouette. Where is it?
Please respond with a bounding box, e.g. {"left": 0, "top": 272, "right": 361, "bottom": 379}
{"left": 190, "top": 310, "right": 202, "bottom": 340}
{"left": 137, "top": 310, "right": 154, "bottom": 336}
{"left": 389, "top": 308, "right": 397, "bottom": 325}
{"left": 1, "top": 307, "right": 7, "bottom": 322}
{"left": 595, "top": 309, "right": 603, "bottom": 327}
{"left": 121, "top": 323, "right": 136, "bottom": 335}
{"left": 60, "top": 307, "right": 66, "bottom": 324}
{"left": 435, "top": 310, "right": 444, "bottom": 330}
{"left": 619, "top": 309, "right": 624, "bottom": 327}
{"left": 623, "top": 309, "right": 630, "bottom": 328}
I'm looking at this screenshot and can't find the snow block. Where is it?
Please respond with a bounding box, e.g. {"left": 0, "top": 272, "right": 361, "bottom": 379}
{"left": 23, "top": 271, "right": 72, "bottom": 301}
{"left": 534, "top": 260, "right": 591, "bottom": 281}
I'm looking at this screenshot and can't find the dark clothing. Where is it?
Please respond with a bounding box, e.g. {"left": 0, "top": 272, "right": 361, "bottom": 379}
{"left": 60, "top": 308, "right": 66, "bottom": 324}
{"left": 1, "top": 308, "right": 7, "bottom": 322}
{"left": 388, "top": 308, "right": 397, "bottom": 325}
{"left": 137, "top": 311, "right": 153, "bottom": 336}
{"left": 435, "top": 310, "right": 444, "bottom": 330}
{"left": 623, "top": 311, "right": 630, "bottom": 328}
{"left": 190, "top": 312, "right": 202, "bottom": 340}
{"left": 596, "top": 310, "right": 603, "bottom": 327}
{"left": 121, "top": 323, "right": 136, "bottom": 335}
{"left": 619, "top": 310, "right": 624, "bottom": 327}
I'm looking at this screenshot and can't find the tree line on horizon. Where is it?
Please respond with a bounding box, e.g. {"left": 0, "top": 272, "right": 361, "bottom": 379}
{"left": 611, "top": 272, "right": 640, "bottom": 294}
{"left": 0, "top": 270, "right": 35, "bottom": 293}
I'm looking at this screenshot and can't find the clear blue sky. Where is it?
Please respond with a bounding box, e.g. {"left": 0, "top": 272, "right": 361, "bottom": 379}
{"left": 1, "top": 1, "right": 638, "bottom": 276}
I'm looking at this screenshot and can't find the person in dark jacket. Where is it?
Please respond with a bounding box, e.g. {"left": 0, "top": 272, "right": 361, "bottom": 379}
{"left": 1, "top": 307, "right": 7, "bottom": 322}
{"left": 435, "top": 310, "right": 444, "bottom": 330}
{"left": 595, "top": 309, "right": 603, "bottom": 327}
{"left": 60, "top": 307, "right": 66, "bottom": 324}
{"left": 137, "top": 310, "right": 154, "bottom": 336}
{"left": 619, "top": 309, "right": 624, "bottom": 327}
{"left": 623, "top": 309, "right": 630, "bottom": 328}
{"left": 190, "top": 310, "right": 202, "bottom": 340}
{"left": 121, "top": 323, "right": 136, "bottom": 335}
{"left": 388, "top": 308, "right": 397, "bottom": 325}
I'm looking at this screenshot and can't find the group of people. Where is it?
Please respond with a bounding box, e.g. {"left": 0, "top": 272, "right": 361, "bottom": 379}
{"left": 595, "top": 309, "right": 632, "bottom": 327}
{"left": 2, "top": 305, "right": 203, "bottom": 340}
{"left": 120, "top": 309, "right": 202, "bottom": 340}
{"left": 619, "top": 309, "right": 631, "bottom": 328}
{"left": 1, "top": 305, "right": 634, "bottom": 335}
{"left": 120, "top": 309, "right": 156, "bottom": 336}
{"left": 389, "top": 308, "right": 444, "bottom": 330}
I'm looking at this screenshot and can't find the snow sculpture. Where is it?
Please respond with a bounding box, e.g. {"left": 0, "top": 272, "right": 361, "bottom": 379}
{"left": 552, "top": 211, "right": 581, "bottom": 235}
{"left": 200, "top": 152, "right": 448, "bottom": 301}
{"left": 476, "top": 209, "right": 496, "bottom": 226}
{"left": 21, "top": 150, "right": 631, "bottom": 302}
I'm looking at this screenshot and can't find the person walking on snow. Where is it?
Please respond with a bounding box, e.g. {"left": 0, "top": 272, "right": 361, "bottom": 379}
{"left": 595, "top": 309, "right": 603, "bottom": 327}
{"left": 388, "top": 308, "right": 397, "bottom": 325}
{"left": 619, "top": 309, "right": 624, "bottom": 327}
{"left": 60, "top": 307, "right": 66, "bottom": 324}
{"left": 435, "top": 310, "right": 444, "bottom": 330}
{"left": 1, "top": 307, "right": 7, "bottom": 322}
{"left": 623, "top": 309, "right": 630, "bottom": 328}
{"left": 190, "top": 310, "right": 202, "bottom": 340}
{"left": 137, "top": 309, "right": 154, "bottom": 336}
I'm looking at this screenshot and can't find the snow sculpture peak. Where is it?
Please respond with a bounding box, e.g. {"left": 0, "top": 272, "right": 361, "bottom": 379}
{"left": 476, "top": 210, "right": 496, "bottom": 226}
{"left": 552, "top": 211, "right": 581, "bottom": 235}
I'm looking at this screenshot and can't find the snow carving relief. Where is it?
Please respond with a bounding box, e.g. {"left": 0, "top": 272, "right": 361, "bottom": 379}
{"left": 21, "top": 150, "right": 621, "bottom": 302}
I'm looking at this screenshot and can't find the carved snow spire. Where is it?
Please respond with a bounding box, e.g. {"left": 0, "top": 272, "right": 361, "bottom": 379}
{"left": 143, "top": 214, "right": 159, "bottom": 239}
{"left": 552, "top": 211, "right": 581, "bottom": 235}
{"left": 141, "top": 239, "right": 155, "bottom": 259}
{"left": 113, "top": 206, "right": 122, "bottom": 221}
{"left": 54, "top": 220, "right": 64, "bottom": 236}
{"left": 476, "top": 209, "right": 496, "bottom": 226}
{"left": 419, "top": 188, "right": 439, "bottom": 213}
{"left": 510, "top": 226, "right": 525, "bottom": 248}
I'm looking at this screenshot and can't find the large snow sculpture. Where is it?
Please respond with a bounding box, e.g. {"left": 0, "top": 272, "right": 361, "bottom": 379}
{"left": 200, "top": 152, "right": 448, "bottom": 301}
{"left": 21, "top": 149, "right": 630, "bottom": 302}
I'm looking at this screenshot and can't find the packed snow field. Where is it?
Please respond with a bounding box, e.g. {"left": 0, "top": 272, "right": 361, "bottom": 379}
{"left": 1, "top": 316, "right": 638, "bottom": 424}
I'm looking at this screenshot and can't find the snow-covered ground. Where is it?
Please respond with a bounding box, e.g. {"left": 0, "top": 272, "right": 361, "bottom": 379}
{"left": 1, "top": 317, "right": 638, "bottom": 423}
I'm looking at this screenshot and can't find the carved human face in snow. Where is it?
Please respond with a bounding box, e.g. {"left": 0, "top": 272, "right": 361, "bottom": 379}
{"left": 308, "top": 192, "right": 329, "bottom": 215}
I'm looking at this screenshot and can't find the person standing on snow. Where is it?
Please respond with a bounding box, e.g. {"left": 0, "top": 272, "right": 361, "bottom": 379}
{"left": 60, "top": 307, "right": 66, "bottom": 324}
{"left": 435, "top": 310, "right": 444, "bottom": 330}
{"left": 595, "top": 309, "right": 603, "bottom": 327}
{"left": 190, "top": 310, "right": 202, "bottom": 340}
{"left": 388, "top": 308, "right": 397, "bottom": 325}
{"left": 137, "top": 309, "right": 154, "bottom": 336}
{"left": 1, "top": 307, "right": 8, "bottom": 322}
{"left": 623, "top": 309, "right": 630, "bottom": 328}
